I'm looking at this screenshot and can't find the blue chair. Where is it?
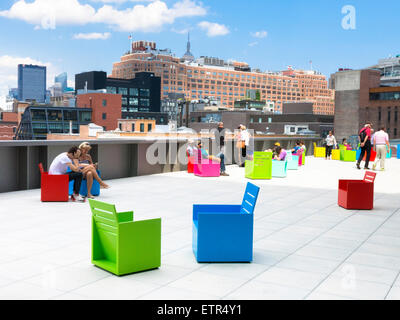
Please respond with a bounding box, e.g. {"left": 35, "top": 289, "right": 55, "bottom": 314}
{"left": 192, "top": 182, "right": 260, "bottom": 263}
{"left": 397, "top": 145, "right": 400, "bottom": 159}
{"left": 286, "top": 152, "right": 299, "bottom": 170}
{"left": 68, "top": 169, "right": 101, "bottom": 197}
{"left": 272, "top": 160, "right": 288, "bottom": 177}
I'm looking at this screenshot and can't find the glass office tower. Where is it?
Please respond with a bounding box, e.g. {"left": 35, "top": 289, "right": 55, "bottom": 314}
{"left": 55, "top": 72, "right": 68, "bottom": 93}
{"left": 18, "top": 64, "right": 47, "bottom": 103}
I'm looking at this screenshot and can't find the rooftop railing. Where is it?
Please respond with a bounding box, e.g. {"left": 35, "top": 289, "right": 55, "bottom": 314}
{"left": 0, "top": 136, "right": 322, "bottom": 194}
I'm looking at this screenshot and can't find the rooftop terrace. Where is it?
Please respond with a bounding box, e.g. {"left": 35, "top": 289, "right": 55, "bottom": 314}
{"left": 0, "top": 157, "right": 400, "bottom": 300}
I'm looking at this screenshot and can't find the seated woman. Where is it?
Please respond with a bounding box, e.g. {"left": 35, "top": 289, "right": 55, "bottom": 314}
{"left": 76, "top": 142, "right": 110, "bottom": 199}
{"left": 342, "top": 138, "right": 352, "bottom": 150}
{"left": 274, "top": 146, "right": 287, "bottom": 161}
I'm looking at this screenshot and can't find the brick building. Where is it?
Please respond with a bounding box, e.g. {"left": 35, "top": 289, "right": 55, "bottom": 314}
{"left": 76, "top": 93, "right": 122, "bottom": 131}
{"left": 118, "top": 119, "right": 156, "bottom": 133}
{"left": 330, "top": 69, "right": 400, "bottom": 141}
{"left": 0, "top": 112, "right": 18, "bottom": 140}
{"left": 111, "top": 41, "right": 334, "bottom": 115}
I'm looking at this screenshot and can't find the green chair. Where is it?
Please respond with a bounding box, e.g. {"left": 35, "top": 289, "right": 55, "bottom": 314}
{"left": 339, "top": 145, "right": 357, "bottom": 162}
{"left": 245, "top": 152, "right": 272, "bottom": 180}
{"left": 89, "top": 199, "right": 161, "bottom": 276}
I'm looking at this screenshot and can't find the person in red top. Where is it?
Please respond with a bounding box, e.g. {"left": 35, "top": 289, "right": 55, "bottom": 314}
{"left": 356, "top": 121, "right": 373, "bottom": 170}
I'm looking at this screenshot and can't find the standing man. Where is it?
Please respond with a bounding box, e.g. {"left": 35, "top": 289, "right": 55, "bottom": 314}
{"left": 356, "top": 122, "right": 373, "bottom": 170}
{"left": 372, "top": 127, "right": 390, "bottom": 171}
{"left": 216, "top": 122, "right": 229, "bottom": 176}
{"left": 49, "top": 146, "right": 85, "bottom": 201}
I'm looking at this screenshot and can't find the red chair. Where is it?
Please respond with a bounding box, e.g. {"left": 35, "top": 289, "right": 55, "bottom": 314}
{"left": 39, "top": 163, "right": 69, "bottom": 202}
{"left": 338, "top": 171, "right": 377, "bottom": 210}
{"left": 187, "top": 151, "right": 195, "bottom": 174}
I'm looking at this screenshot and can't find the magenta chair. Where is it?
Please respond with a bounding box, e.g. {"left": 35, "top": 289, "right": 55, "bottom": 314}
{"left": 295, "top": 149, "right": 303, "bottom": 167}
{"left": 194, "top": 150, "right": 220, "bottom": 177}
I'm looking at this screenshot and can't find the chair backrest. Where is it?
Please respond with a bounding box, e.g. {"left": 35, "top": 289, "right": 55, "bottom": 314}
{"left": 38, "top": 163, "right": 44, "bottom": 174}
{"left": 240, "top": 182, "right": 260, "bottom": 215}
{"left": 363, "top": 171, "right": 377, "bottom": 183}
{"left": 313, "top": 142, "right": 317, "bottom": 149}
{"left": 89, "top": 199, "right": 119, "bottom": 262}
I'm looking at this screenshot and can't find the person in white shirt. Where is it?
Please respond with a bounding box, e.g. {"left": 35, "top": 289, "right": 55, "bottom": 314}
{"left": 49, "top": 146, "right": 84, "bottom": 201}
{"left": 325, "top": 131, "right": 337, "bottom": 160}
{"left": 372, "top": 127, "right": 390, "bottom": 171}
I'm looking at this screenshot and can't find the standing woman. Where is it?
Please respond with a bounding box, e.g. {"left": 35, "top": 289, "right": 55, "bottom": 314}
{"left": 325, "top": 131, "right": 337, "bottom": 160}
{"left": 77, "top": 142, "right": 110, "bottom": 199}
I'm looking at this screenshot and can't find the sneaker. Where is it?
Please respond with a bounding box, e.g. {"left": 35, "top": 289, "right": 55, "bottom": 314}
{"left": 364, "top": 167, "right": 370, "bottom": 170}
{"left": 372, "top": 163, "right": 377, "bottom": 171}
{"left": 72, "top": 194, "right": 85, "bottom": 202}
{"left": 220, "top": 172, "right": 230, "bottom": 176}
{"left": 356, "top": 163, "right": 361, "bottom": 170}
{"left": 381, "top": 168, "right": 385, "bottom": 171}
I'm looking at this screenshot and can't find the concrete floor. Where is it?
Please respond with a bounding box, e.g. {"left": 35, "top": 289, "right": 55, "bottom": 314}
{"left": 0, "top": 156, "right": 399, "bottom": 300}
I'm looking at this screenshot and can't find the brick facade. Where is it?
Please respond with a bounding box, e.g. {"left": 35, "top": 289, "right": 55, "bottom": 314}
{"left": 77, "top": 93, "right": 122, "bottom": 131}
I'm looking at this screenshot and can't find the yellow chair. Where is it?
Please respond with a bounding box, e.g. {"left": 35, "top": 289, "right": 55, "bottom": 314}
{"left": 332, "top": 149, "right": 341, "bottom": 160}
{"left": 313, "top": 143, "right": 326, "bottom": 158}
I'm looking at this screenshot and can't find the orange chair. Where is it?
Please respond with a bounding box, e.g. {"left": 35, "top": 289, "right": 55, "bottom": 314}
{"left": 39, "top": 163, "right": 69, "bottom": 202}
{"left": 338, "top": 171, "right": 377, "bottom": 210}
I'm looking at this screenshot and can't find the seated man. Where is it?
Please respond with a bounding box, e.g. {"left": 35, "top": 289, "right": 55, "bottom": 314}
{"left": 197, "top": 141, "right": 229, "bottom": 176}
{"left": 49, "top": 146, "right": 85, "bottom": 202}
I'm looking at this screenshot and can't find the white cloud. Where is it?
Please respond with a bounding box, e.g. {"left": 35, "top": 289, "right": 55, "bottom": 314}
{"left": 73, "top": 32, "right": 111, "bottom": 40}
{"left": 251, "top": 30, "right": 268, "bottom": 38}
{"left": 198, "top": 21, "right": 229, "bottom": 37}
{"left": 0, "top": 0, "right": 207, "bottom": 32}
{"left": 248, "top": 41, "right": 258, "bottom": 47}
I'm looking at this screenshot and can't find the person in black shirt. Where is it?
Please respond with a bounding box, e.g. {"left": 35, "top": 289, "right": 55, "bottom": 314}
{"left": 216, "top": 122, "right": 229, "bottom": 176}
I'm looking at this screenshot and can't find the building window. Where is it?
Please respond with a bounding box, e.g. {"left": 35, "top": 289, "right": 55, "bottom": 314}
{"left": 118, "top": 88, "right": 128, "bottom": 95}
{"left": 129, "top": 98, "right": 139, "bottom": 106}
{"left": 119, "top": 123, "right": 122, "bottom": 131}
{"left": 132, "top": 123, "right": 135, "bottom": 132}
{"left": 378, "top": 107, "right": 382, "bottom": 121}
{"left": 106, "top": 87, "right": 117, "bottom": 94}
{"left": 140, "top": 89, "right": 150, "bottom": 97}
{"left": 394, "top": 128, "right": 397, "bottom": 137}
{"left": 102, "top": 113, "right": 107, "bottom": 120}
{"left": 140, "top": 99, "right": 150, "bottom": 107}
{"left": 122, "top": 97, "right": 128, "bottom": 105}
{"left": 140, "top": 123, "right": 145, "bottom": 132}
{"left": 388, "top": 110, "right": 391, "bottom": 122}
{"left": 148, "top": 124, "right": 152, "bottom": 132}
{"left": 129, "top": 88, "right": 139, "bottom": 96}
{"left": 102, "top": 99, "right": 107, "bottom": 107}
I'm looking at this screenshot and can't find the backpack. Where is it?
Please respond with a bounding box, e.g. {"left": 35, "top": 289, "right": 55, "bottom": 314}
{"left": 359, "top": 128, "right": 367, "bottom": 142}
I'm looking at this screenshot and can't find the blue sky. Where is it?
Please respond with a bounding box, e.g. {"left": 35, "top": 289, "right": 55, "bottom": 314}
{"left": 0, "top": 0, "right": 399, "bottom": 98}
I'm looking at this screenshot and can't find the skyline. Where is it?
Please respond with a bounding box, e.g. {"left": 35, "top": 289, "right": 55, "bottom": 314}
{"left": 0, "top": 0, "right": 399, "bottom": 100}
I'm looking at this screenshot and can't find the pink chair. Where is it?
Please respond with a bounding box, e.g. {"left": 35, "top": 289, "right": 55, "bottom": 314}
{"left": 295, "top": 149, "right": 303, "bottom": 167}
{"left": 194, "top": 150, "right": 220, "bottom": 177}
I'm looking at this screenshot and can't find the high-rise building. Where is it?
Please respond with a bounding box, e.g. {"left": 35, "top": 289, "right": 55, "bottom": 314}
{"left": 55, "top": 72, "right": 68, "bottom": 93}
{"left": 18, "top": 64, "right": 47, "bottom": 103}
{"left": 370, "top": 55, "right": 400, "bottom": 87}
{"left": 111, "top": 41, "right": 335, "bottom": 115}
